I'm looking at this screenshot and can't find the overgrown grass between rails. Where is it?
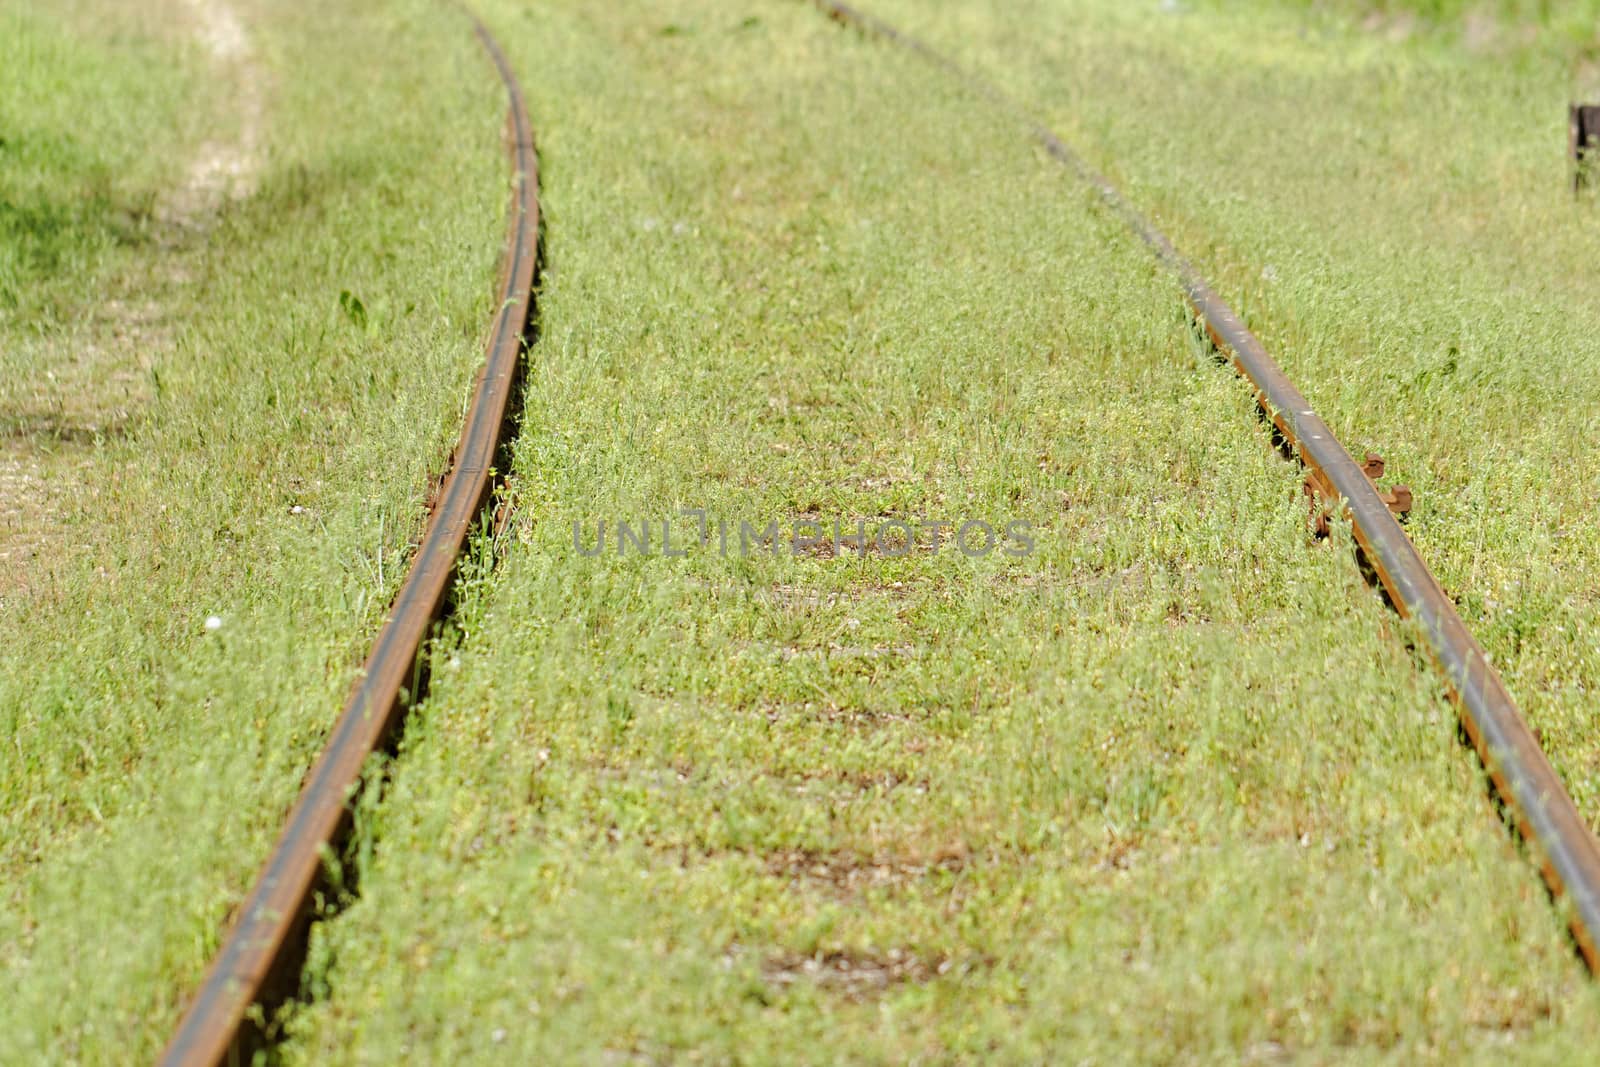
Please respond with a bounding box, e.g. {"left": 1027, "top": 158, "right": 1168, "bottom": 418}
{"left": 869, "top": 0, "right": 1600, "bottom": 820}
{"left": 273, "top": 0, "right": 1600, "bottom": 1061}
{"left": 0, "top": 0, "right": 512, "bottom": 1060}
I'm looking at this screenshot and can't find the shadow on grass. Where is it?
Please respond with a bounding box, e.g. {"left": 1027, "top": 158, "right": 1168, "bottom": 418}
{"left": 0, "top": 131, "right": 160, "bottom": 315}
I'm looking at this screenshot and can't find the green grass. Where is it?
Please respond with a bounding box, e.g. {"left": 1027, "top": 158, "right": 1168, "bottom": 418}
{"left": 899, "top": 0, "right": 1600, "bottom": 822}
{"left": 0, "top": 1, "right": 202, "bottom": 437}
{"left": 0, "top": 4, "right": 195, "bottom": 322}
{"left": 12, "top": 0, "right": 1600, "bottom": 1060}
{"left": 261, "top": 0, "right": 1600, "bottom": 1061}
{"left": 0, "top": 0, "right": 507, "bottom": 1060}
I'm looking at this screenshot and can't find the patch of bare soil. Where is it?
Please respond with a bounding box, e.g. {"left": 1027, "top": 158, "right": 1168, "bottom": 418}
{"left": 159, "top": 0, "right": 263, "bottom": 232}
{"left": 0, "top": 447, "right": 63, "bottom": 599}
{"left": 758, "top": 947, "right": 978, "bottom": 1000}
{"left": 765, "top": 844, "right": 970, "bottom": 896}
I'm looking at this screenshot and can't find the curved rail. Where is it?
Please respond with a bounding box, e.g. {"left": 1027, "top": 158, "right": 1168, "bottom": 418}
{"left": 811, "top": 0, "right": 1600, "bottom": 970}
{"left": 158, "top": 14, "right": 539, "bottom": 1065}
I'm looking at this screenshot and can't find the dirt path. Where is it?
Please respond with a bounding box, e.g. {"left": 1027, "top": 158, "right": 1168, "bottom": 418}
{"left": 163, "top": 0, "right": 264, "bottom": 230}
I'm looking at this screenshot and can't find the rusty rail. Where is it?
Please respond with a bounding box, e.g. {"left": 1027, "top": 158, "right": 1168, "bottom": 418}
{"left": 811, "top": 0, "right": 1600, "bottom": 970}
{"left": 158, "top": 14, "right": 539, "bottom": 1065}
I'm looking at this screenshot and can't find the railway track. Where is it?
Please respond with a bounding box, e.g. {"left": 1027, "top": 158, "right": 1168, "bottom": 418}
{"left": 808, "top": 0, "right": 1600, "bottom": 972}
{"left": 150, "top": 5, "right": 1594, "bottom": 1061}
{"left": 157, "top": 13, "right": 540, "bottom": 1065}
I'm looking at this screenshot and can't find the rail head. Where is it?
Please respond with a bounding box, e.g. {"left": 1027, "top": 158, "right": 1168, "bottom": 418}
{"left": 157, "top": 11, "right": 539, "bottom": 1065}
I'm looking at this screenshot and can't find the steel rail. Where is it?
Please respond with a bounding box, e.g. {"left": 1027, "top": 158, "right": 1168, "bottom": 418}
{"left": 158, "top": 14, "right": 539, "bottom": 1065}
{"left": 811, "top": 0, "right": 1600, "bottom": 970}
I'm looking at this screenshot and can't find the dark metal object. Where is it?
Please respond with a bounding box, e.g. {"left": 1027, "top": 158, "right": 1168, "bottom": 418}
{"left": 157, "top": 14, "right": 540, "bottom": 1066}
{"left": 1572, "top": 104, "right": 1600, "bottom": 193}
{"left": 813, "top": 0, "right": 1600, "bottom": 973}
